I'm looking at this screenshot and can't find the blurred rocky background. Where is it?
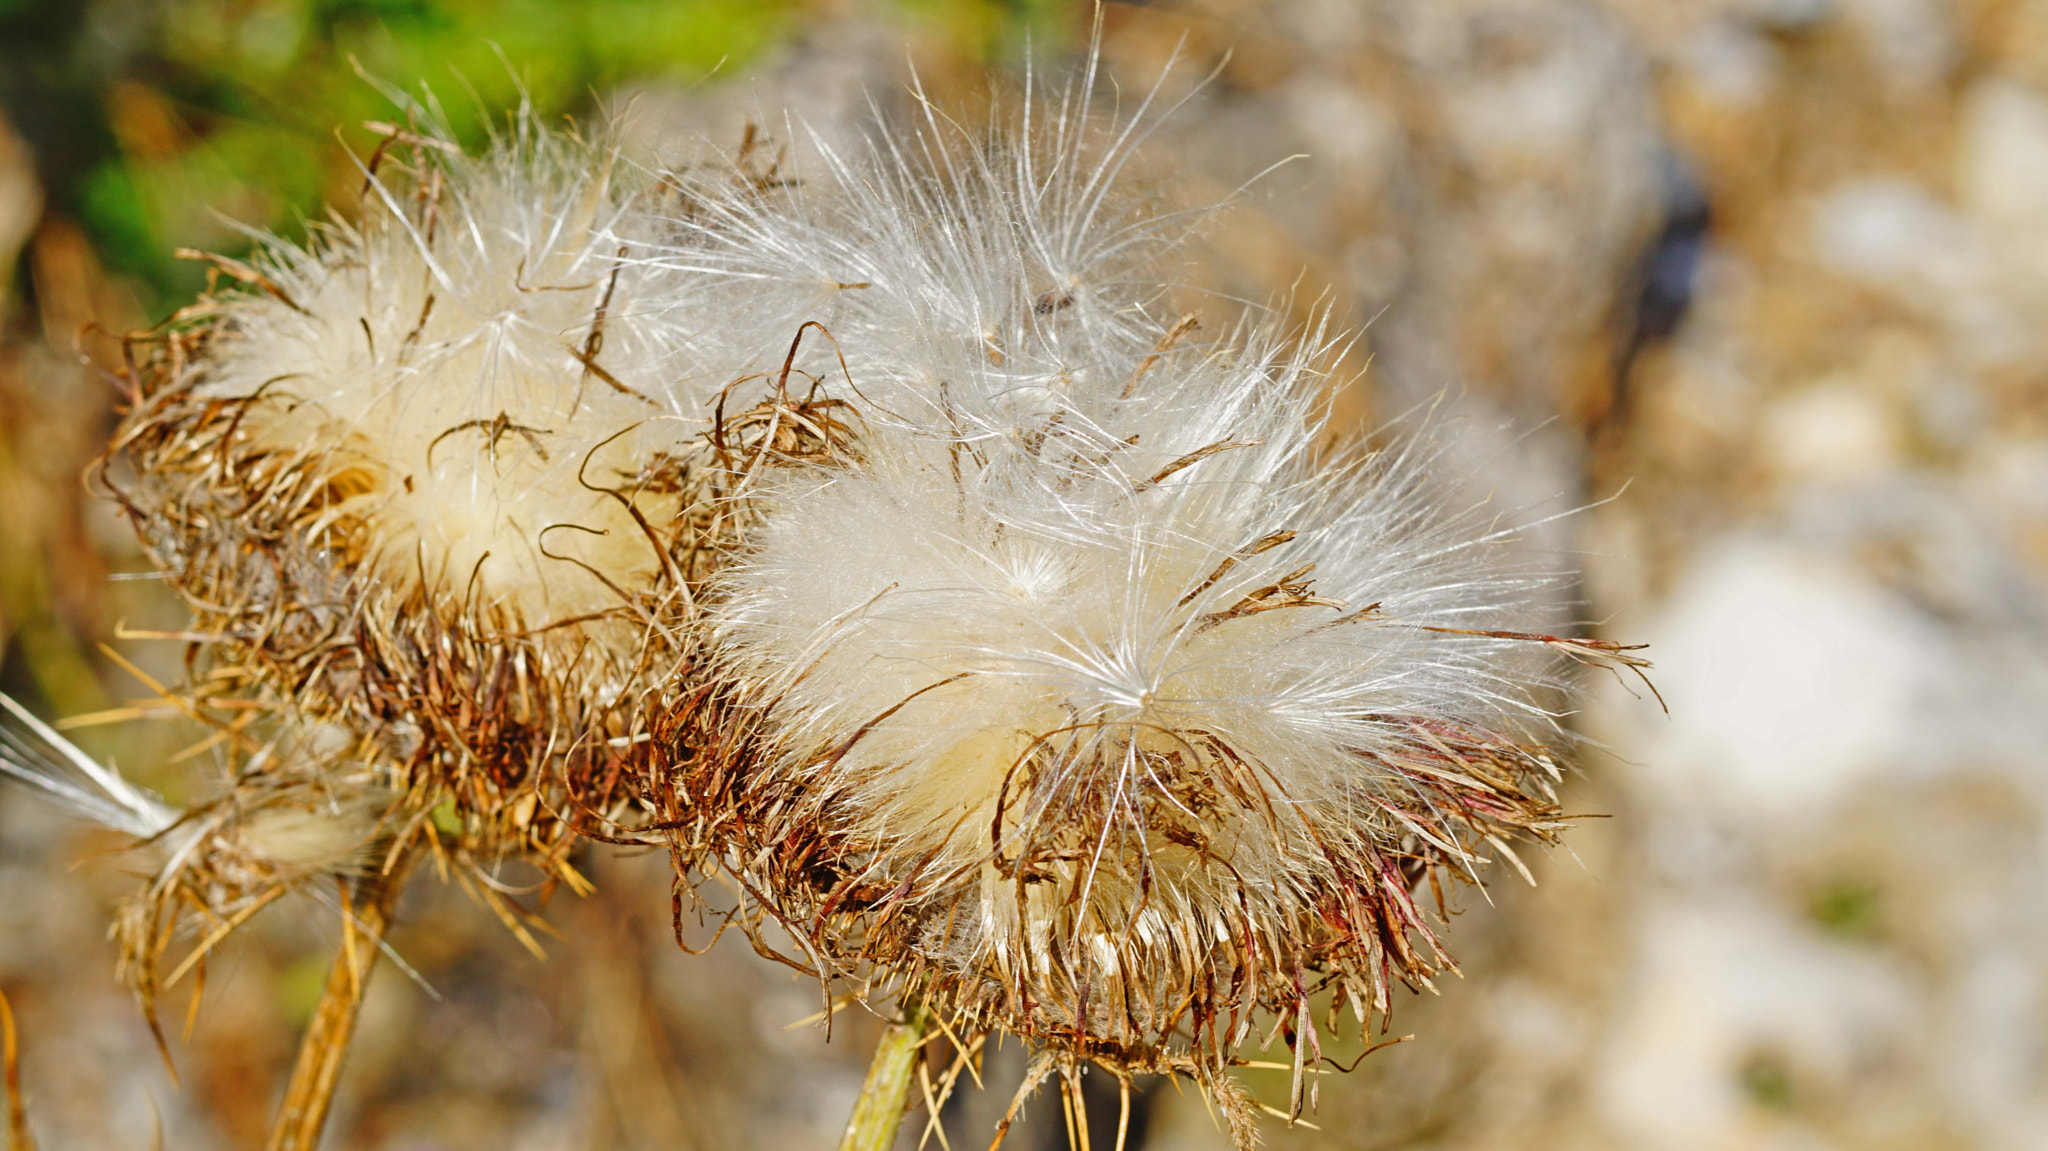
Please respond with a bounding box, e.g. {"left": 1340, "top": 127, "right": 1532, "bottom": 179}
{"left": 3, "top": 0, "right": 2044, "bottom": 1148}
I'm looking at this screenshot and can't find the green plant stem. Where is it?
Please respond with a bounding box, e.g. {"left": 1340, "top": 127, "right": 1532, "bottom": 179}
{"left": 839, "top": 997, "right": 931, "bottom": 1151}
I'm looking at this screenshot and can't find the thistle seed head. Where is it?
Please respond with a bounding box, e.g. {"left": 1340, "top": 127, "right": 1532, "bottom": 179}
{"left": 717, "top": 328, "right": 1605, "bottom": 1065}
{"left": 96, "top": 113, "right": 807, "bottom": 965}
{"left": 681, "top": 79, "right": 1650, "bottom": 1119}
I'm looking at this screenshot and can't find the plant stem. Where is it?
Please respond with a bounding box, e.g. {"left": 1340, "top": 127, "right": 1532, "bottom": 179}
{"left": 1, "top": 985, "right": 33, "bottom": 1151}
{"left": 838, "top": 996, "right": 931, "bottom": 1151}
{"left": 264, "top": 850, "right": 415, "bottom": 1151}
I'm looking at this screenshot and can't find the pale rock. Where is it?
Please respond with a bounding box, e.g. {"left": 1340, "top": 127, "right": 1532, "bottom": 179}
{"left": 1805, "top": 178, "right": 2041, "bottom": 363}
{"left": 1344, "top": 232, "right": 1409, "bottom": 302}
{"left": 1907, "top": 369, "right": 1986, "bottom": 452}
{"left": 752, "top": 986, "right": 830, "bottom": 1055}
{"left": 1596, "top": 895, "right": 1914, "bottom": 1151}
{"left": 1487, "top": 977, "right": 1590, "bottom": 1068}
{"left": 1809, "top": 178, "right": 1971, "bottom": 290}
{"left": 1761, "top": 379, "right": 1904, "bottom": 484}
{"left": 1282, "top": 75, "right": 1399, "bottom": 178}
{"left": 1940, "top": 949, "right": 2048, "bottom": 1151}
{"left": 612, "top": 20, "right": 909, "bottom": 175}
{"left": 1635, "top": 536, "right": 1932, "bottom": 819}
{"left": 1676, "top": 19, "right": 1781, "bottom": 107}
{"left": 1275, "top": 0, "right": 1369, "bottom": 50}
{"left": 1840, "top": 0, "right": 1957, "bottom": 92}
{"left": 1971, "top": 435, "right": 2048, "bottom": 520}
{"left": 1441, "top": 7, "right": 1639, "bottom": 173}
{"left": 1959, "top": 77, "right": 2048, "bottom": 266}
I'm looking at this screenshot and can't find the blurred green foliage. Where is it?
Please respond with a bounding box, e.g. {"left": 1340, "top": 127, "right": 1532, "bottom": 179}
{"left": 0, "top": 0, "right": 1069, "bottom": 317}
{"left": 1806, "top": 877, "right": 1884, "bottom": 941}
{"left": 1738, "top": 1050, "right": 1796, "bottom": 1112}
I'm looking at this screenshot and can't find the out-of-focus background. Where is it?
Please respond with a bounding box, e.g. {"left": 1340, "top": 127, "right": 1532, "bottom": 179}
{"left": 2, "top": 0, "right": 2045, "bottom": 1148}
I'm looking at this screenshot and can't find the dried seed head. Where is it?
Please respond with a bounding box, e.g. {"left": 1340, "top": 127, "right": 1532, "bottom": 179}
{"left": 96, "top": 113, "right": 813, "bottom": 980}
{"left": 687, "top": 78, "right": 1649, "bottom": 1123}
{"left": 718, "top": 327, "right": 1609, "bottom": 1068}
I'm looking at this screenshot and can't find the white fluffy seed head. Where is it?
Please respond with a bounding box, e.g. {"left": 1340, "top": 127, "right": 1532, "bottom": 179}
{"left": 692, "top": 76, "right": 1634, "bottom": 1081}
{"left": 105, "top": 111, "right": 834, "bottom": 923}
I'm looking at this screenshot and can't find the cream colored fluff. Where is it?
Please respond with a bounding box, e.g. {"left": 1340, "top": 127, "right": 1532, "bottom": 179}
{"left": 192, "top": 120, "right": 810, "bottom": 633}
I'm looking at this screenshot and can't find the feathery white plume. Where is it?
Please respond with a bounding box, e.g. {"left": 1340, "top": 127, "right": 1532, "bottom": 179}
{"left": 0, "top": 692, "right": 177, "bottom": 840}
{"left": 0, "top": 692, "right": 388, "bottom": 893}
